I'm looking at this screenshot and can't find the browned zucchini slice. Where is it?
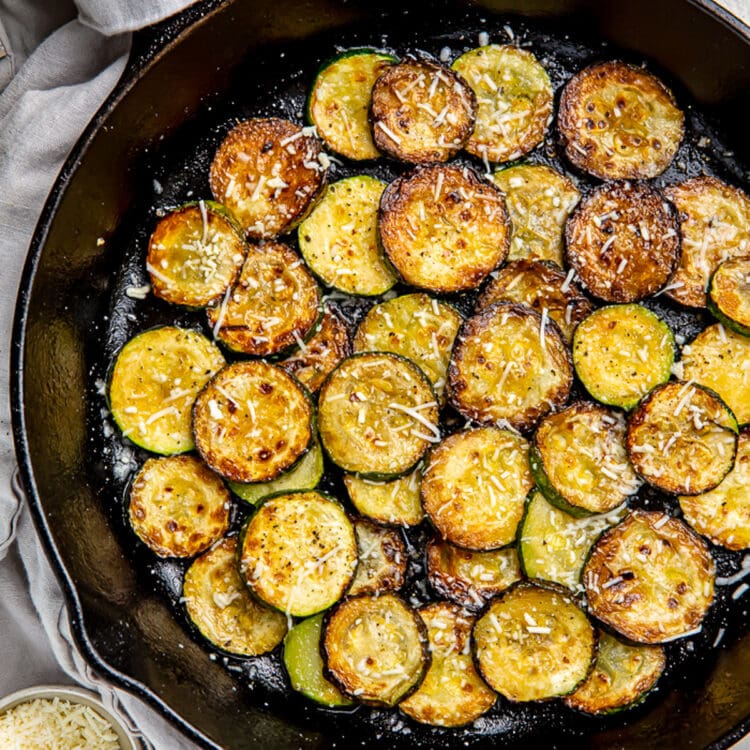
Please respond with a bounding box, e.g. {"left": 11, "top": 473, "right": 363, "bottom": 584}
{"left": 679, "top": 428, "right": 750, "bottom": 550}
{"left": 129, "top": 455, "right": 230, "bottom": 558}
{"left": 239, "top": 491, "right": 357, "bottom": 617}
{"left": 109, "top": 326, "right": 225, "bottom": 455}
{"left": 564, "top": 181, "right": 680, "bottom": 302}
{"left": 475, "top": 259, "right": 593, "bottom": 343}
{"left": 557, "top": 61, "right": 684, "bottom": 180}
{"left": 379, "top": 165, "right": 510, "bottom": 293}
{"left": 664, "top": 176, "right": 750, "bottom": 308}
{"left": 347, "top": 517, "right": 407, "bottom": 596}
{"left": 563, "top": 631, "right": 666, "bottom": 715}
{"left": 318, "top": 352, "right": 438, "bottom": 479}
{"left": 626, "top": 381, "right": 738, "bottom": 495}
{"left": 473, "top": 581, "right": 597, "bottom": 701}
{"left": 452, "top": 45, "right": 553, "bottom": 164}
{"left": 343, "top": 468, "right": 424, "bottom": 526}
{"left": 322, "top": 593, "right": 430, "bottom": 706}
{"left": 399, "top": 603, "right": 496, "bottom": 727}
{"left": 583, "top": 510, "right": 715, "bottom": 644}
{"left": 146, "top": 201, "right": 247, "bottom": 308}
{"left": 421, "top": 427, "right": 533, "bottom": 550}
{"left": 530, "top": 402, "right": 641, "bottom": 516}
{"left": 352, "top": 293, "right": 462, "bottom": 404}
{"left": 192, "top": 361, "right": 314, "bottom": 483}
{"left": 209, "top": 118, "right": 327, "bottom": 239}
{"left": 183, "top": 536, "right": 287, "bottom": 656}
{"left": 425, "top": 537, "right": 522, "bottom": 611}
{"left": 206, "top": 241, "right": 320, "bottom": 357}
{"left": 447, "top": 302, "right": 573, "bottom": 433}
{"left": 370, "top": 57, "right": 476, "bottom": 164}
{"left": 708, "top": 257, "right": 750, "bottom": 336}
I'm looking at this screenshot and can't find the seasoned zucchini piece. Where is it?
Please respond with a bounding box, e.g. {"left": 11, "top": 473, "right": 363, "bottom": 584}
{"left": 425, "top": 537, "right": 522, "bottom": 611}
{"left": 206, "top": 241, "right": 320, "bottom": 357}
{"left": 228, "top": 440, "right": 324, "bottom": 505}
{"left": 379, "top": 165, "right": 510, "bottom": 293}
{"left": 664, "top": 176, "right": 750, "bottom": 308}
{"left": 400, "top": 603, "right": 496, "bottom": 727}
{"left": 679, "top": 428, "right": 750, "bottom": 550}
{"left": 183, "top": 537, "right": 287, "bottom": 656}
{"left": 343, "top": 468, "right": 424, "bottom": 526}
{"left": 147, "top": 201, "right": 246, "bottom": 308}
{"left": 109, "top": 326, "right": 225, "bottom": 455}
{"left": 681, "top": 323, "right": 750, "bottom": 425}
{"left": 489, "top": 165, "right": 580, "bottom": 266}
{"left": 447, "top": 302, "right": 573, "bottom": 433}
{"left": 283, "top": 614, "right": 354, "bottom": 707}
{"left": 280, "top": 304, "right": 351, "bottom": 394}
{"left": 129, "top": 455, "right": 230, "bottom": 558}
{"left": 583, "top": 510, "right": 715, "bottom": 644}
{"left": 627, "top": 381, "right": 738, "bottom": 495}
{"left": 452, "top": 45, "right": 553, "bottom": 164}
{"left": 239, "top": 491, "right": 357, "bottom": 617}
{"left": 563, "top": 631, "right": 666, "bottom": 715}
{"left": 421, "top": 427, "right": 533, "bottom": 550}
{"left": 473, "top": 581, "right": 596, "bottom": 702}
{"left": 192, "top": 361, "right": 314, "bottom": 483}
{"left": 708, "top": 257, "right": 750, "bottom": 336}
{"left": 348, "top": 517, "right": 407, "bottom": 596}
{"left": 322, "top": 593, "right": 429, "bottom": 706}
{"left": 518, "top": 490, "right": 626, "bottom": 593}
{"left": 565, "top": 181, "right": 680, "bottom": 303}
{"left": 307, "top": 49, "right": 396, "bottom": 161}
{"left": 475, "top": 259, "right": 593, "bottom": 343}
{"left": 573, "top": 304, "right": 674, "bottom": 410}
{"left": 530, "top": 402, "right": 641, "bottom": 516}
{"left": 298, "top": 175, "right": 397, "bottom": 296}
{"left": 352, "top": 293, "right": 462, "bottom": 404}
{"left": 318, "top": 352, "right": 438, "bottom": 479}
{"left": 209, "top": 118, "right": 326, "bottom": 239}
{"left": 557, "top": 61, "right": 684, "bottom": 180}
{"left": 370, "top": 57, "right": 476, "bottom": 164}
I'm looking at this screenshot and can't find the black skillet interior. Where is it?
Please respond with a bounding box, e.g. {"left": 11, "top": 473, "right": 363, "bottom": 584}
{"left": 11, "top": 0, "right": 750, "bottom": 748}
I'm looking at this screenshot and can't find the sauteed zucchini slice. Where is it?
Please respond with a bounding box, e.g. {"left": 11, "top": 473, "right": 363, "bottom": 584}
{"left": 708, "top": 257, "right": 750, "bottom": 336}
{"left": 206, "top": 241, "right": 320, "bottom": 357}
{"left": 565, "top": 181, "right": 680, "bottom": 303}
{"left": 209, "top": 117, "right": 327, "bottom": 239}
{"left": 239, "top": 491, "right": 357, "bottom": 617}
{"left": 447, "top": 302, "right": 573, "bottom": 432}
{"left": 473, "top": 581, "right": 597, "bottom": 702}
{"left": 322, "top": 593, "right": 430, "bottom": 706}
{"left": 583, "top": 510, "right": 715, "bottom": 644}
{"left": 572, "top": 304, "right": 674, "bottom": 410}
{"left": 475, "top": 259, "right": 593, "bottom": 343}
{"left": 421, "top": 427, "right": 533, "bottom": 550}
{"left": 192, "top": 361, "right": 314, "bottom": 483}
{"left": 400, "top": 603, "right": 496, "bottom": 727}
{"left": 146, "top": 200, "right": 246, "bottom": 308}
{"left": 626, "top": 381, "right": 738, "bottom": 495}
{"left": 348, "top": 517, "right": 407, "bottom": 597}
{"left": 370, "top": 57, "right": 476, "bottom": 164}
{"left": 308, "top": 49, "right": 396, "bottom": 161}
{"left": 426, "top": 537, "right": 522, "bottom": 611}
{"left": 183, "top": 537, "right": 287, "bottom": 656}
{"left": 298, "top": 175, "right": 397, "bottom": 296}
{"left": 109, "top": 326, "right": 225, "bottom": 455}
{"left": 129, "top": 455, "right": 230, "bottom": 558}
{"left": 452, "top": 45, "right": 553, "bottom": 164}
{"left": 664, "top": 176, "right": 750, "bottom": 308}
{"left": 557, "top": 61, "right": 684, "bottom": 180}
{"left": 379, "top": 164, "right": 510, "bottom": 293}
{"left": 563, "top": 631, "right": 666, "bottom": 715}
{"left": 318, "top": 352, "right": 439, "bottom": 479}
{"left": 343, "top": 468, "right": 424, "bottom": 526}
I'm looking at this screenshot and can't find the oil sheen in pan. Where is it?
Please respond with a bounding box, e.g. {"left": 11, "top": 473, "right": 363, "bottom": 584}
{"left": 86, "top": 9, "right": 750, "bottom": 748}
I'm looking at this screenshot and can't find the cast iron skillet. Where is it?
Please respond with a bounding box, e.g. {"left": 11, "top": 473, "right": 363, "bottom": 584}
{"left": 11, "top": 0, "right": 750, "bottom": 748}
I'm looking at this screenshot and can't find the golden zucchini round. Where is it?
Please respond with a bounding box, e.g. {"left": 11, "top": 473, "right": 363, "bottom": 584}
{"left": 347, "top": 517, "right": 407, "bottom": 597}
{"left": 343, "top": 468, "right": 424, "bottom": 526}
{"left": 708, "top": 257, "right": 750, "bottom": 336}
